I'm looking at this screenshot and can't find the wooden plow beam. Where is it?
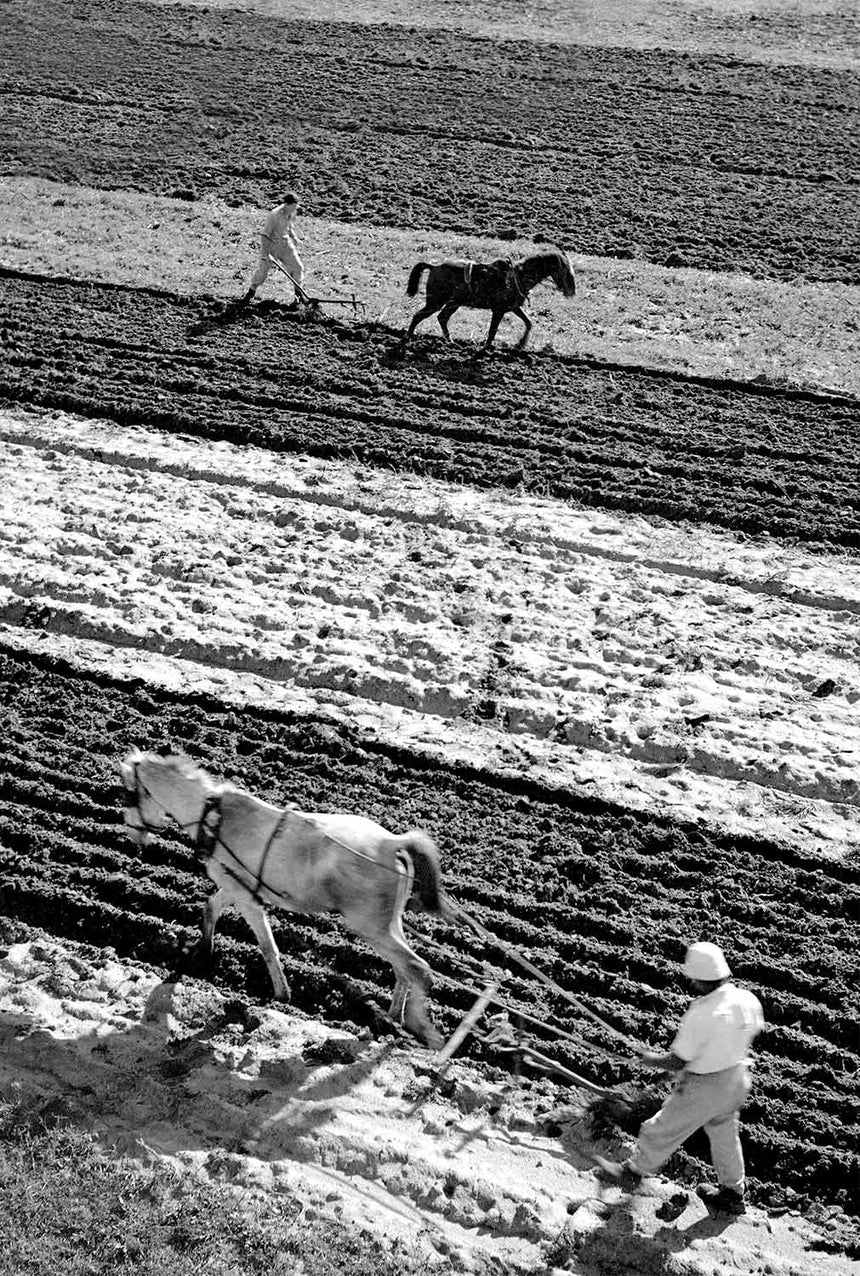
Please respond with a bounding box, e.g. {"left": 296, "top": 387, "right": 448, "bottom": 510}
{"left": 451, "top": 901, "right": 645, "bottom": 1055}
{"left": 402, "top": 899, "right": 643, "bottom": 1100}
{"left": 437, "top": 978, "right": 504, "bottom": 1066}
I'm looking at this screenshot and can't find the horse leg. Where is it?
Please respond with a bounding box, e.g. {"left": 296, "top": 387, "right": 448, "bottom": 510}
{"left": 374, "top": 931, "right": 441, "bottom": 1049}
{"left": 199, "top": 886, "right": 229, "bottom": 966}
{"left": 403, "top": 303, "right": 442, "bottom": 347}
{"left": 512, "top": 305, "right": 532, "bottom": 347}
{"left": 344, "top": 900, "right": 440, "bottom": 1047}
{"left": 482, "top": 307, "right": 506, "bottom": 351}
{"left": 437, "top": 303, "right": 459, "bottom": 341}
{"left": 233, "top": 895, "right": 291, "bottom": 1002}
{"left": 388, "top": 978, "right": 410, "bottom": 1025}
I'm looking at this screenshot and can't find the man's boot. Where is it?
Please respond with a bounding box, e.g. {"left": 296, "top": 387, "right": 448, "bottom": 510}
{"left": 697, "top": 1184, "right": 746, "bottom": 1215}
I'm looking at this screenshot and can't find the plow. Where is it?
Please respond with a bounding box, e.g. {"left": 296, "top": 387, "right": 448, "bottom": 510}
{"left": 266, "top": 253, "right": 366, "bottom": 316}
{"left": 409, "top": 901, "right": 641, "bottom": 1109}
{"left": 190, "top": 255, "right": 365, "bottom": 337}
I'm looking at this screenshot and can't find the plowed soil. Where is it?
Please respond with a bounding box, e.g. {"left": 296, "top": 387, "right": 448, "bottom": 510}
{"left": 3, "top": 0, "right": 859, "bottom": 281}
{"left": 2, "top": 270, "right": 859, "bottom": 548}
{"left": 3, "top": 0, "right": 860, "bottom": 1252}
{"left": 1, "top": 648, "right": 859, "bottom": 1215}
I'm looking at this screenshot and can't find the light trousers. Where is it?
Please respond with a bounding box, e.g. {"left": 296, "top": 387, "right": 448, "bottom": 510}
{"left": 631, "top": 1061, "right": 752, "bottom": 1191}
{"left": 250, "top": 241, "right": 304, "bottom": 290}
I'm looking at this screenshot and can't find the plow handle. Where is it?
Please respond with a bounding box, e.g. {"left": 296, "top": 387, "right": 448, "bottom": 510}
{"left": 451, "top": 902, "right": 645, "bottom": 1055}
{"left": 266, "top": 254, "right": 313, "bottom": 304}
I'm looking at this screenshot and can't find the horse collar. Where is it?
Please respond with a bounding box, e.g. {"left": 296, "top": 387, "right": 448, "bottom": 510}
{"left": 196, "top": 793, "right": 224, "bottom": 859}
{"left": 123, "top": 761, "right": 142, "bottom": 811}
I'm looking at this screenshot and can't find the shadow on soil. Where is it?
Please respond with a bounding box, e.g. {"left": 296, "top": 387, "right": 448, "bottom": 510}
{"left": 0, "top": 981, "right": 400, "bottom": 1167}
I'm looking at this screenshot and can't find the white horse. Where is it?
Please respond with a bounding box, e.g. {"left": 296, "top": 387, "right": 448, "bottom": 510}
{"left": 120, "top": 748, "right": 453, "bottom": 1047}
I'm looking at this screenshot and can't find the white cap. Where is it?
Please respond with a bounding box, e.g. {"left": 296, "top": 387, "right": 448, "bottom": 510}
{"left": 684, "top": 942, "right": 731, "bottom": 981}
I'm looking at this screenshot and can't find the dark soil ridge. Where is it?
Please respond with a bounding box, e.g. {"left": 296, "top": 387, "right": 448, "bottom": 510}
{"left": 2, "top": 265, "right": 857, "bottom": 409}
{"left": 0, "top": 650, "right": 857, "bottom": 1216}
{"left": 3, "top": 0, "right": 859, "bottom": 282}
{"left": 5, "top": 637, "right": 860, "bottom": 889}
{"left": 2, "top": 272, "right": 859, "bottom": 549}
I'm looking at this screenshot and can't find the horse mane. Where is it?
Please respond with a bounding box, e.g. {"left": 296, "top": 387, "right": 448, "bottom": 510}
{"left": 522, "top": 246, "right": 567, "bottom": 267}
{"left": 153, "top": 752, "right": 210, "bottom": 783}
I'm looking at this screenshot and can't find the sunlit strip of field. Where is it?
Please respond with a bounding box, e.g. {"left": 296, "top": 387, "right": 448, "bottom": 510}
{"left": 3, "top": 179, "right": 857, "bottom": 394}
{"left": 3, "top": 404, "right": 858, "bottom": 856}
{"left": 143, "top": 0, "right": 860, "bottom": 72}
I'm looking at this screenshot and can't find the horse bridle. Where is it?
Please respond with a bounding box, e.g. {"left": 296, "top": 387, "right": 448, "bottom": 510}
{"left": 123, "top": 760, "right": 223, "bottom": 853}
{"left": 122, "top": 763, "right": 286, "bottom": 903}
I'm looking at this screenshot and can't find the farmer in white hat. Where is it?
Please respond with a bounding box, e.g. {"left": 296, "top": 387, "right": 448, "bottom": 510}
{"left": 595, "top": 941, "right": 765, "bottom": 1215}
{"left": 235, "top": 193, "right": 305, "bottom": 309}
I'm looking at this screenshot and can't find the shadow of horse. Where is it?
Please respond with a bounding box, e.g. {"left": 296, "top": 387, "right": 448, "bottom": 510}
{"left": 0, "top": 979, "right": 402, "bottom": 1170}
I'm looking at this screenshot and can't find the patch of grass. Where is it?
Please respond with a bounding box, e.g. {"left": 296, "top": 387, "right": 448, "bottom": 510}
{"left": 0, "top": 1098, "right": 413, "bottom": 1276}
{"left": 2, "top": 177, "right": 858, "bottom": 395}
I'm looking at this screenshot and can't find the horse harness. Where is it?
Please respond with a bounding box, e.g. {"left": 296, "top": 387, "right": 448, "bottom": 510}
{"left": 124, "top": 771, "right": 408, "bottom": 910}
{"left": 190, "top": 788, "right": 291, "bottom": 908}
{"left": 463, "top": 257, "right": 525, "bottom": 306}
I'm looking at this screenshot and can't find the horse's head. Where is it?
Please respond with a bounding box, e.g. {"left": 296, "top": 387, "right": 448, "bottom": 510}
{"left": 551, "top": 248, "right": 577, "bottom": 298}
{"left": 120, "top": 747, "right": 164, "bottom": 849}
{"left": 120, "top": 748, "right": 207, "bottom": 848}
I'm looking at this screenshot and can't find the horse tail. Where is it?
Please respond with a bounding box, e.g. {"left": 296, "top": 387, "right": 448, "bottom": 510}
{"left": 392, "top": 831, "right": 454, "bottom": 918}
{"left": 406, "top": 262, "right": 432, "bottom": 297}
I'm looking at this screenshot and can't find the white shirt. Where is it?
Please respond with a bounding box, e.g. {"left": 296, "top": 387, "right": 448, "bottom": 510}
{"left": 260, "top": 205, "right": 298, "bottom": 260}
{"left": 672, "top": 983, "right": 764, "bottom": 1074}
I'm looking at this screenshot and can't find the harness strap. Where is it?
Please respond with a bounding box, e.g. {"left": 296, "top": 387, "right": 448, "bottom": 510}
{"left": 461, "top": 258, "right": 525, "bottom": 304}
{"left": 253, "top": 808, "right": 291, "bottom": 904}
{"left": 195, "top": 793, "right": 224, "bottom": 860}
{"left": 195, "top": 795, "right": 297, "bottom": 909}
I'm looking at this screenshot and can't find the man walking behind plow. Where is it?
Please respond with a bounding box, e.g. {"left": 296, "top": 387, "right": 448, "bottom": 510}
{"left": 595, "top": 942, "right": 765, "bottom": 1216}
{"left": 235, "top": 193, "right": 305, "bottom": 310}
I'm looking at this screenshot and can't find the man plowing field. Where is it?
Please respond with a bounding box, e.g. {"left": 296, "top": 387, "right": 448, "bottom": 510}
{"left": 595, "top": 942, "right": 765, "bottom": 1215}
{"left": 235, "top": 193, "right": 305, "bottom": 310}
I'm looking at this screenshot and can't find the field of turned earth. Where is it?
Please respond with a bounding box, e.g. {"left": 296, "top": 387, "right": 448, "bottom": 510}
{"left": 2, "top": 648, "right": 859, "bottom": 1217}
{"left": 2, "top": 271, "right": 859, "bottom": 547}
{"left": 3, "top": 0, "right": 860, "bottom": 281}
{"left": 1, "top": 0, "right": 860, "bottom": 1249}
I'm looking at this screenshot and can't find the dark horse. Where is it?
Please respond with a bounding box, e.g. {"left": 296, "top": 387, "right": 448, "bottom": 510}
{"left": 402, "top": 248, "right": 576, "bottom": 351}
